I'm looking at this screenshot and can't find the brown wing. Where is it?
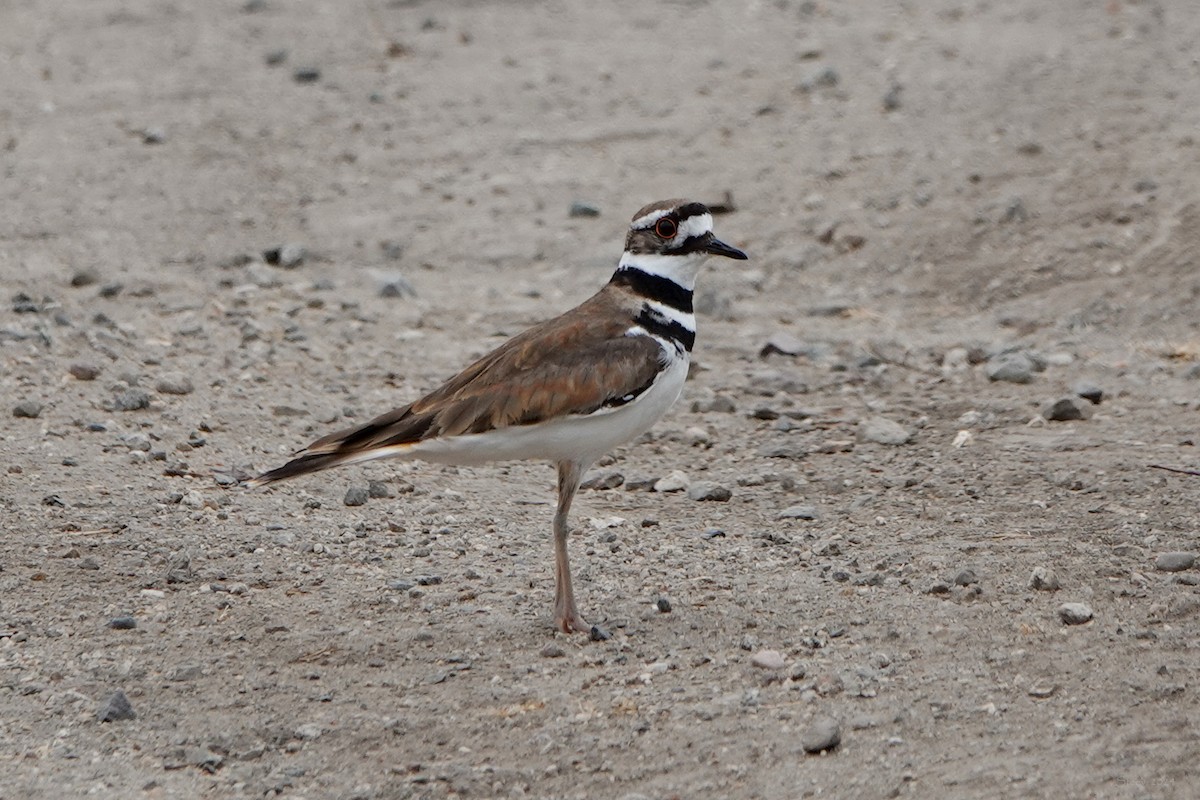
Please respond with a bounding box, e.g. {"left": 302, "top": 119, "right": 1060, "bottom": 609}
{"left": 304, "top": 292, "right": 665, "bottom": 454}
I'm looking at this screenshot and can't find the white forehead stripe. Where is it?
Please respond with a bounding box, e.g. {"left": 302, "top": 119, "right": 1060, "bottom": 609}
{"left": 631, "top": 207, "right": 673, "bottom": 230}
{"left": 671, "top": 212, "right": 713, "bottom": 245}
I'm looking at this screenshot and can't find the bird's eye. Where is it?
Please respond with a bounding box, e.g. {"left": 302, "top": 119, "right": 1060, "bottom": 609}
{"left": 655, "top": 218, "right": 678, "bottom": 239}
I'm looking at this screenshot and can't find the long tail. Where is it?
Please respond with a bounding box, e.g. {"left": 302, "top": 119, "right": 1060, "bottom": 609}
{"left": 248, "top": 406, "right": 426, "bottom": 488}
{"left": 247, "top": 451, "right": 366, "bottom": 487}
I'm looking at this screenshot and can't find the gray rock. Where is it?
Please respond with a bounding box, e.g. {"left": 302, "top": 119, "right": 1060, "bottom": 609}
{"left": 882, "top": 83, "right": 902, "bottom": 111}
{"left": 263, "top": 243, "right": 306, "bottom": 267}
{"left": 987, "top": 352, "right": 1036, "bottom": 383}
{"left": 293, "top": 67, "right": 321, "bottom": 84}
{"left": 12, "top": 400, "right": 43, "bottom": 418}
{"left": 952, "top": 569, "right": 977, "bottom": 586}
{"left": 691, "top": 393, "right": 737, "bottom": 413}
{"left": 653, "top": 470, "right": 690, "bottom": 493}
{"left": 759, "top": 331, "right": 812, "bottom": 358}
{"left": 568, "top": 201, "right": 600, "bottom": 218}
{"left": 581, "top": 470, "right": 625, "bottom": 490}
{"left": 1058, "top": 602, "right": 1093, "bottom": 625}
{"left": 751, "top": 650, "right": 786, "bottom": 670}
{"left": 656, "top": 597, "right": 672, "bottom": 613}
{"left": 380, "top": 240, "right": 404, "bottom": 260}
{"left": 97, "top": 690, "right": 137, "bottom": 722}
{"left": 69, "top": 363, "right": 101, "bottom": 381}
{"left": 155, "top": 374, "right": 194, "bottom": 395}
{"left": 857, "top": 416, "right": 911, "bottom": 446}
{"left": 344, "top": 486, "right": 370, "bottom": 506}
{"left": 540, "top": 643, "right": 565, "bottom": 658}
{"left": 801, "top": 716, "right": 842, "bottom": 753}
{"left": 167, "top": 664, "right": 203, "bottom": 682}
{"left": 110, "top": 389, "right": 151, "bottom": 412}
{"left": 1029, "top": 566, "right": 1060, "bottom": 591}
{"left": 687, "top": 482, "right": 731, "bottom": 502}
{"left": 778, "top": 505, "right": 819, "bottom": 520}
{"left": 379, "top": 276, "right": 417, "bottom": 299}
{"left": 756, "top": 442, "right": 808, "bottom": 459}
{"left": 799, "top": 66, "right": 839, "bottom": 92}
{"left": 265, "top": 49, "right": 287, "bottom": 66}
{"left": 11, "top": 292, "right": 39, "bottom": 313}
{"left": 1072, "top": 382, "right": 1104, "bottom": 405}
{"left": 71, "top": 268, "right": 100, "bottom": 287}
{"left": 1043, "top": 396, "right": 1092, "bottom": 422}
{"left": 1154, "top": 552, "right": 1196, "bottom": 572}
{"left": 365, "top": 480, "right": 391, "bottom": 499}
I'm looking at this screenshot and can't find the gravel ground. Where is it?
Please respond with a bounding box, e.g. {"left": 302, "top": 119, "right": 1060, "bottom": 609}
{"left": 3, "top": 1, "right": 1200, "bottom": 798}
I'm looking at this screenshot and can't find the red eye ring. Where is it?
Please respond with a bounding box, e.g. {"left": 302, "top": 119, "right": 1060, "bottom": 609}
{"left": 655, "top": 218, "right": 678, "bottom": 239}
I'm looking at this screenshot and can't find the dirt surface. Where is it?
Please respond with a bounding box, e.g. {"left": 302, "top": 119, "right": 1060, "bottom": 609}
{"left": 3, "top": 1, "right": 1200, "bottom": 798}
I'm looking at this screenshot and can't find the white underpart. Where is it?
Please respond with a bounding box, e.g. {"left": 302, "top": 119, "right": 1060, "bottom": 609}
{"left": 331, "top": 341, "right": 689, "bottom": 469}
{"left": 617, "top": 251, "right": 710, "bottom": 290}
{"left": 641, "top": 297, "right": 695, "bottom": 332}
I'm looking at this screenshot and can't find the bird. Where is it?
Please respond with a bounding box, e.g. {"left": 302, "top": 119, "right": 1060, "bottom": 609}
{"left": 249, "top": 199, "right": 747, "bottom": 636}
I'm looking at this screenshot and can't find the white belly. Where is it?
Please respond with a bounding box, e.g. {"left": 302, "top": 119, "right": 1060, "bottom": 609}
{"left": 402, "top": 352, "right": 689, "bottom": 467}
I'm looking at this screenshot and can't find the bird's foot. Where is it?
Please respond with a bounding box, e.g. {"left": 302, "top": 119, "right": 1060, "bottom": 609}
{"left": 555, "top": 607, "right": 610, "bottom": 640}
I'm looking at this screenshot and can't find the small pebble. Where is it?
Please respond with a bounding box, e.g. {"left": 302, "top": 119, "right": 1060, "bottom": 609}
{"left": 1073, "top": 383, "right": 1104, "bottom": 405}
{"left": 759, "top": 331, "right": 811, "bottom": 358}
{"left": 568, "top": 201, "right": 600, "bottom": 218}
{"left": 107, "top": 616, "right": 137, "bottom": 630}
{"left": 987, "top": 352, "right": 1036, "bottom": 384}
{"left": 11, "top": 292, "right": 39, "bottom": 313}
{"left": 293, "top": 67, "right": 321, "bottom": 84}
{"left": 111, "top": 390, "right": 151, "bottom": 412}
{"left": 12, "top": 400, "right": 43, "bottom": 419}
{"left": 344, "top": 486, "right": 370, "bottom": 506}
{"left": 265, "top": 49, "right": 288, "bottom": 66}
{"left": 295, "top": 723, "right": 324, "bottom": 740}
{"left": 581, "top": 470, "right": 625, "bottom": 490}
{"left": 857, "top": 416, "right": 911, "bottom": 446}
{"left": 1058, "top": 602, "right": 1093, "bottom": 625}
{"left": 155, "top": 374, "right": 194, "bottom": 395}
{"left": 1043, "top": 397, "right": 1092, "bottom": 422}
{"left": 70, "top": 268, "right": 100, "bottom": 287}
{"left": 96, "top": 690, "right": 137, "bottom": 722}
{"left": 751, "top": 650, "right": 786, "bottom": 670}
{"left": 1029, "top": 566, "right": 1061, "bottom": 591}
{"left": 263, "top": 243, "right": 306, "bottom": 268}
{"left": 69, "top": 363, "right": 101, "bottom": 381}
{"left": 367, "top": 480, "right": 393, "bottom": 499}
{"left": 540, "top": 643, "right": 565, "bottom": 658}
{"left": 656, "top": 597, "right": 672, "bottom": 613}
{"left": 952, "top": 569, "right": 977, "bottom": 586}
{"left": 778, "top": 505, "right": 819, "bottom": 520}
{"left": 801, "top": 717, "right": 842, "bottom": 753}
{"left": 1154, "top": 552, "right": 1196, "bottom": 572}
{"left": 653, "top": 470, "right": 690, "bottom": 493}
{"left": 378, "top": 273, "right": 417, "bottom": 299}
{"left": 687, "top": 481, "right": 731, "bottom": 502}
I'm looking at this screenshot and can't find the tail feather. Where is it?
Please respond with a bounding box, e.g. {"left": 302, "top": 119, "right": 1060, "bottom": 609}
{"left": 246, "top": 451, "right": 363, "bottom": 487}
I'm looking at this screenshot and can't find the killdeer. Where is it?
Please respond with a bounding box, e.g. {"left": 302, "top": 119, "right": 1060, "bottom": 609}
{"left": 250, "top": 199, "right": 747, "bottom": 636}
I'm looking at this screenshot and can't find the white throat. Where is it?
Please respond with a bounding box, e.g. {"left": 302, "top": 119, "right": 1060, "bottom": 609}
{"left": 617, "top": 251, "right": 708, "bottom": 291}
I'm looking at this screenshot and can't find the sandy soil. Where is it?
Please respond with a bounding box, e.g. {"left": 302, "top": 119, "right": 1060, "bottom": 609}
{"left": 3, "top": 1, "right": 1200, "bottom": 798}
